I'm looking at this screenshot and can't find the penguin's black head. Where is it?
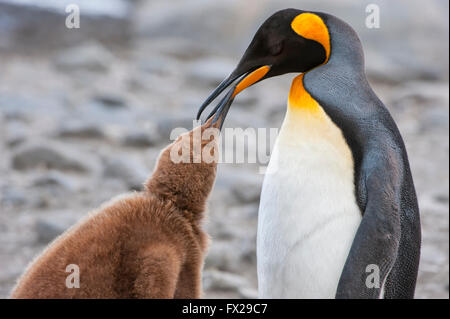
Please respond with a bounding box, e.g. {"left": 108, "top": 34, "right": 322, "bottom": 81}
{"left": 197, "top": 9, "right": 331, "bottom": 126}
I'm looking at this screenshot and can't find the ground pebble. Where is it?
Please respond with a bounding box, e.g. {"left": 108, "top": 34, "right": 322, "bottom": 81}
{"left": 12, "top": 143, "right": 90, "bottom": 172}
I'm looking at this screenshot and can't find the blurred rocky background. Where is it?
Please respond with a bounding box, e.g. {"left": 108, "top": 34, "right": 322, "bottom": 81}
{"left": 0, "top": 0, "right": 448, "bottom": 298}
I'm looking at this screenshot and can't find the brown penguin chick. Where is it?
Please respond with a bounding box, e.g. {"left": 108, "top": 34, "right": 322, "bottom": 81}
{"left": 10, "top": 121, "right": 221, "bottom": 299}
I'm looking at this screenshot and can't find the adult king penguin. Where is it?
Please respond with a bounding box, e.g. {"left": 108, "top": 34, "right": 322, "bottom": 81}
{"left": 197, "top": 9, "right": 421, "bottom": 299}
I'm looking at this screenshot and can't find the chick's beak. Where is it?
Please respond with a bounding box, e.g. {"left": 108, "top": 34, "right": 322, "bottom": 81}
{"left": 197, "top": 65, "right": 271, "bottom": 129}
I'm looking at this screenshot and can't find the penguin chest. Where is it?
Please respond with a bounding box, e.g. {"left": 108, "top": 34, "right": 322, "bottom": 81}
{"left": 257, "top": 106, "right": 362, "bottom": 299}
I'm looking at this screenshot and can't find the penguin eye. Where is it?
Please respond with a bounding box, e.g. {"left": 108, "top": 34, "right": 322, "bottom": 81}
{"left": 269, "top": 40, "right": 283, "bottom": 56}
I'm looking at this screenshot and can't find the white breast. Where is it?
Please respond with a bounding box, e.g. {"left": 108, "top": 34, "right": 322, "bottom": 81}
{"left": 257, "top": 105, "right": 362, "bottom": 299}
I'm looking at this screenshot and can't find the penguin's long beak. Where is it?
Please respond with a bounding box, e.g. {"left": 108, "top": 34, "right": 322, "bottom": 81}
{"left": 197, "top": 65, "right": 271, "bottom": 129}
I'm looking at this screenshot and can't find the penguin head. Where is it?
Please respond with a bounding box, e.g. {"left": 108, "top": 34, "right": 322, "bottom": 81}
{"left": 197, "top": 9, "right": 332, "bottom": 125}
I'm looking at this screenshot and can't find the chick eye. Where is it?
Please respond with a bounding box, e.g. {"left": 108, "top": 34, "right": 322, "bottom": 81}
{"left": 269, "top": 41, "right": 283, "bottom": 56}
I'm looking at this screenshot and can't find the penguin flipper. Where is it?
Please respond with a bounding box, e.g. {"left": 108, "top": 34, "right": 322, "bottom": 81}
{"left": 335, "top": 162, "right": 402, "bottom": 299}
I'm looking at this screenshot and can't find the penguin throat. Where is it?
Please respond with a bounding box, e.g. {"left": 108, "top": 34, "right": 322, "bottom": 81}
{"left": 288, "top": 74, "right": 321, "bottom": 114}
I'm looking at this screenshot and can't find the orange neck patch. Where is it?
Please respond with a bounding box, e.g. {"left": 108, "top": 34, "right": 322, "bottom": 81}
{"left": 288, "top": 74, "right": 320, "bottom": 113}
{"left": 291, "top": 13, "right": 330, "bottom": 62}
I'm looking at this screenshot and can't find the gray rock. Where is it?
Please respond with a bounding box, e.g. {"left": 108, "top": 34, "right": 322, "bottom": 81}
{"left": 93, "top": 93, "right": 127, "bottom": 109}
{"left": 5, "top": 121, "right": 28, "bottom": 147}
{"left": 103, "top": 156, "right": 148, "bottom": 191}
{"left": 366, "top": 52, "right": 442, "bottom": 84}
{"left": 57, "top": 122, "right": 105, "bottom": 139}
{"left": 0, "top": 188, "right": 27, "bottom": 208}
{"left": 232, "top": 181, "right": 262, "bottom": 204}
{"left": 214, "top": 169, "right": 263, "bottom": 206}
{"left": 209, "top": 222, "right": 238, "bottom": 241}
{"left": 12, "top": 142, "right": 90, "bottom": 172}
{"left": 434, "top": 193, "right": 449, "bottom": 204}
{"left": 392, "top": 82, "right": 449, "bottom": 108}
{"left": 238, "top": 287, "right": 258, "bottom": 299}
{"left": 35, "top": 218, "right": 67, "bottom": 244}
{"left": 33, "top": 195, "right": 51, "bottom": 209}
{"left": 32, "top": 171, "right": 76, "bottom": 191}
{"left": 238, "top": 238, "right": 257, "bottom": 265}
{"left": 121, "top": 130, "right": 161, "bottom": 148}
{"left": 205, "top": 241, "right": 241, "bottom": 272}
{"left": 54, "top": 42, "right": 115, "bottom": 72}
{"left": 203, "top": 269, "right": 249, "bottom": 292}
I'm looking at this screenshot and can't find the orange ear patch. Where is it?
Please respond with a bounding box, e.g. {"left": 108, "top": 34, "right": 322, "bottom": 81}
{"left": 291, "top": 13, "right": 330, "bottom": 62}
